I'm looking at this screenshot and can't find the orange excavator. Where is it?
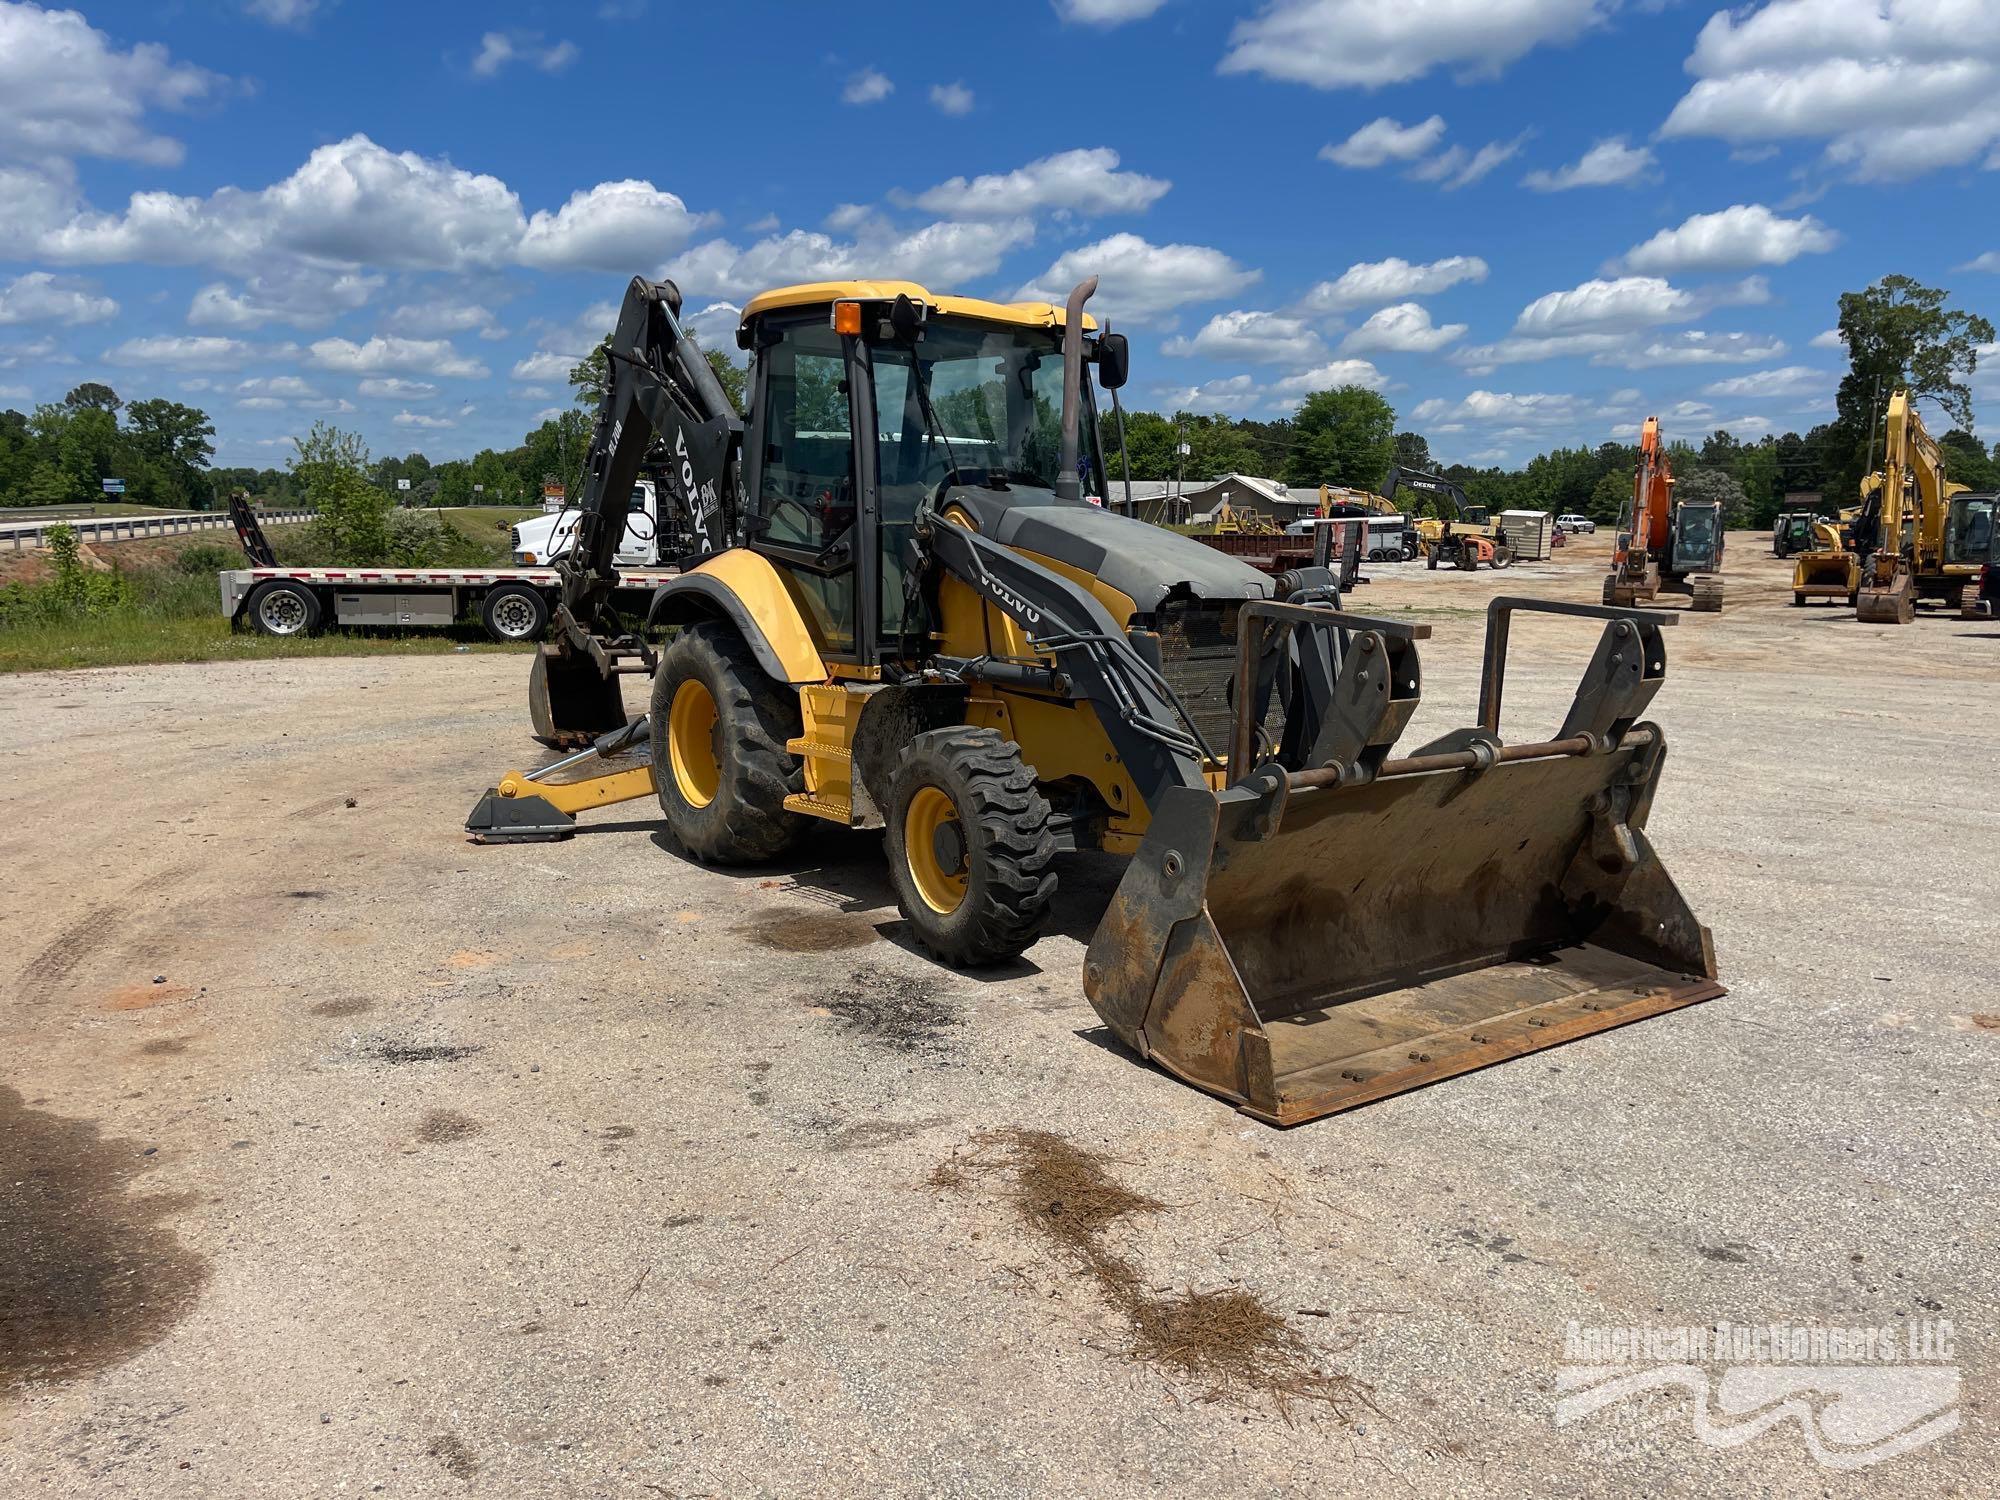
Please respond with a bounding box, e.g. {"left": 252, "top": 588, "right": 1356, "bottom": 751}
{"left": 1604, "top": 418, "right": 1723, "bottom": 612}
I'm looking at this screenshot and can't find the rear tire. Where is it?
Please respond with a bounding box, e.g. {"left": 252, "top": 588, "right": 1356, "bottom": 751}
{"left": 245, "top": 579, "right": 321, "bottom": 637}
{"left": 1793, "top": 591, "right": 1806, "bottom": 607}
{"left": 649, "top": 621, "right": 804, "bottom": 863}
{"left": 481, "top": 584, "right": 548, "bottom": 642}
{"left": 885, "top": 728, "right": 1055, "bottom": 967}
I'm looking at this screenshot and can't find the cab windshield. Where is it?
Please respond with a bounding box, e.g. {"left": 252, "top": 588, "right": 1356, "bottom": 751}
{"left": 869, "top": 320, "right": 1082, "bottom": 496}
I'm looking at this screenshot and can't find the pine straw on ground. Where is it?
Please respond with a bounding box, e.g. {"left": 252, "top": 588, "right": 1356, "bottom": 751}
{"left": 935, "top": 1128, "right": 1368, "bottom": 1418}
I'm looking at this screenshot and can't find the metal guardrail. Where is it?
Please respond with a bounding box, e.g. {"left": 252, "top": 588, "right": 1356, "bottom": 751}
{"left": 0, "top": 508, "right": 316, "bottom": 552}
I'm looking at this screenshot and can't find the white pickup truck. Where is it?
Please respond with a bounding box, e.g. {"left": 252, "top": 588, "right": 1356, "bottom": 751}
{"left": 220, "top": 482, "right": 681, "bottom": 642}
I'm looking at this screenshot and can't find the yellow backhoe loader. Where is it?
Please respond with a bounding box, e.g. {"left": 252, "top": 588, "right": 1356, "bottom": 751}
{"left": 465, "top": 275, "right": 1721, "bottom": 1125}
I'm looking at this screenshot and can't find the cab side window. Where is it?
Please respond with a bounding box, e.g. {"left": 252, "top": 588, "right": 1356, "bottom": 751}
{"left": 756, "top": 321, "right": 853, "bottom": 553}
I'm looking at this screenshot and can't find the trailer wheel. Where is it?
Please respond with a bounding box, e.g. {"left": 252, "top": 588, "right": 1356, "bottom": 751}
{"left": 245, "top": 579, "right": 321, "bottom": 637}
{"left": 481, "top": 585, "right": 548, "bottom": 642}
{"left": 885, "top": 728, "right": 1056, "bottom": 967}
{"left": 649, "top": 621, "right": 803, "bottom": 863}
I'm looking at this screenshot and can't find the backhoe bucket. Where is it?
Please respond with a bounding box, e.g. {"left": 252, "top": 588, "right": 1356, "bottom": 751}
{"left": 530, "top": 642, "right": 629, "bottom": 749}
{"left": 1084, "top": 598, "right": 1721, "bottom": 1126}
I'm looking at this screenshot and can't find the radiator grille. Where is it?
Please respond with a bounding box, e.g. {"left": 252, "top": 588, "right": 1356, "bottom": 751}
{"left": 1154, "top": 601, "right": 1240, "bottom": 758}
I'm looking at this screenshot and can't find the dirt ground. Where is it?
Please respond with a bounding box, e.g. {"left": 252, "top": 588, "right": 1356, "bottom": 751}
{"left": 3, "top": 532, "right": 1995, "bottom": 1497}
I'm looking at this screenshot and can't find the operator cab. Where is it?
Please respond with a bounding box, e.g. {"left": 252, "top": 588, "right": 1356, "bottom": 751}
{"left": 735, "top": 281, "right": 1136, "bottom": 667}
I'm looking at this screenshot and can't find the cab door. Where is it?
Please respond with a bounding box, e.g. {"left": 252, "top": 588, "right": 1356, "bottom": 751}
{"left": 740, "top": 314, "right": 870, "bottom": 661}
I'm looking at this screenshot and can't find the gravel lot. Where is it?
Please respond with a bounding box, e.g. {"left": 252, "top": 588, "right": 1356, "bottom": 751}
{"left": 3, "top": 534, "right": 1995, "bottom": 1497}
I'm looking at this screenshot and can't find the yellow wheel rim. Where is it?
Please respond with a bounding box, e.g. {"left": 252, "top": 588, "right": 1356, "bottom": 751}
{"left": 904, "top": 785, "right": 968, "bottom": 915}
{"left": 667, "top": 678, "right": 721, "bottom": 808}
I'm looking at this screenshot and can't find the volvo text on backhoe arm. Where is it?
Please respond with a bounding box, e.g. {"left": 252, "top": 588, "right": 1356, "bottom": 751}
{"left": 467, "top": 273, "right": 1722, "bottom": 1126}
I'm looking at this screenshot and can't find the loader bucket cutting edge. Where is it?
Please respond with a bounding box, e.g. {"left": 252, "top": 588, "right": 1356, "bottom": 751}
{"left": 1083, "top": 738, "right": 1721, "bottom": 1126}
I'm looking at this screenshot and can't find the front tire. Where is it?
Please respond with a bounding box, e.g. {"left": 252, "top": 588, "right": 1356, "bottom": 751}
{"left": 885, "top": 728, "right": 1056, "bottom": 967}
{"left": 649, "top": 621, "right": 803, "bottom": 863}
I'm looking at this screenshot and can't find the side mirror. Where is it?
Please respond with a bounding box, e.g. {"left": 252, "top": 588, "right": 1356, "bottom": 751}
{"left": 1095, "top": 331, "right": 1129, "bottom": 391}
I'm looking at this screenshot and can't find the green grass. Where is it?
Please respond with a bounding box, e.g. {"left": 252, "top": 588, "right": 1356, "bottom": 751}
{"left": 0, "top": 615, "right": 529, "bottom": 673}
{"left": 0, "top": 511, "right": 549, "bottom": 674}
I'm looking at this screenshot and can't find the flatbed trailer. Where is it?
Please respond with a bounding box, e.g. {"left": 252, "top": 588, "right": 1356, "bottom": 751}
{"left": 220, "top": 564, "right": 681, "bottom": 642}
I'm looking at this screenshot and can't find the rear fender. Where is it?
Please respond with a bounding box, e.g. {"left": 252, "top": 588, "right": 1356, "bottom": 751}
{"left": 647, "top": 550, "right": 826, "bottom": 685}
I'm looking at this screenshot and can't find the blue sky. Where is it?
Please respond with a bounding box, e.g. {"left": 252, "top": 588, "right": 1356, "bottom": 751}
{"left": 1, "top": 0, "right": 1996, "bottom": 470}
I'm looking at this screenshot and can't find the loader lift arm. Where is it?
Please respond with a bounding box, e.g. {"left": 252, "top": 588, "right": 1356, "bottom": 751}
{"left": 533, "top": 277, "right": 742, "bottom": 747}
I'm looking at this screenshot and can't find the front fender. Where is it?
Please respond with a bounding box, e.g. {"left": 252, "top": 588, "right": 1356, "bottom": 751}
{"left": 647, "top": 549, "right": 826, "bottom": 685}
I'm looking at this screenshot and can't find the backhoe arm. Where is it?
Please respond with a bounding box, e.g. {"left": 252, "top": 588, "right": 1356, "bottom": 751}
{"left": 528, "top": 276, "right": 741, "bottom": 747}
{"left": 556, "top": 276, "right": 740, "bottom": 652}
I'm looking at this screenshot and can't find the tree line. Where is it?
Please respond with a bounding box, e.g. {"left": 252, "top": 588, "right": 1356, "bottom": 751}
{"left": 0, "top": 383, "right": 217, "bottom": 510}
{"left": 4, "top": 275, "right": 1989, "bottom": 531}
{"left": 1093, "top": 274, "right": 1994, "bottom": 527}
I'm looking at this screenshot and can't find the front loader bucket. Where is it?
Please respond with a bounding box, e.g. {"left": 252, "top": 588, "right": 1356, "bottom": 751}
{"left": 1084, "top": 598, "right": 1721, "bottom": 1126}
{"left": 1792, "top": 551, "right": 1857, "bottom": 602}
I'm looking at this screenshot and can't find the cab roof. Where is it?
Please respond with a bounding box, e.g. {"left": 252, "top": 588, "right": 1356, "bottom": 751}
{"left": 740, "top": 280, "right": 1096, "bottom": 333}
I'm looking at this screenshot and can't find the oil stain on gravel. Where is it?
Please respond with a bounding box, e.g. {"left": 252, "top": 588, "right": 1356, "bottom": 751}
{"left": 737, "top": 910, "right": 881, "bottom": 953}
{"left": 936, "top": 1129, "right": 1364, "bottom": 1417}
{"left": 308, "top": 997, "right": 372, "bottom": 1019}
{"left": 366, "top": 1041, "right": 482, "bottom": 1065}
{"left": 815, "top": 964, "right": 961, "bottom": 1055}
{"left": 0, "top": 1087, "right": 208, "bottom": 1389}
{"left": 414, "top": 1110, "right": 483, "bottom": 1145}
{"left": 427, "top": 1432, "right": 479, "bottom": 1479}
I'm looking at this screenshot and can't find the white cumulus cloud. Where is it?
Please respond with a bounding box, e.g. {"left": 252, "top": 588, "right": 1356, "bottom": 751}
{"left": 1702, "top": 365, "right": 1828, "bottom": 398}
{"left": 309, "top": 336, "right": 489, "bottom": 379}
{"left": 470, "top": 32, "right": 578, "bottom": 78}
{"left": 106, "top": 335, "right": 253, "bottom": 369}
{"left": 667, "top": 218, "right": 1036, "bottom": 302}
{"left": 1055, "top": 0, "right": 1168, "bottom": 23}
{"left": 929, "top": 82, "right": 975, "bottom": 116}
{"left": 1299, "top": 255, "right": 1488, "bottom": 313}
{"left": 0, "top": 3, "right": 223, "bottom": 168}
{"left": 1660, "top": 0, "right": 2000, "bottom": 179}
{"left": 1272, "top": 359, "right": 1388, "bottom": 395}
{"left": 1221, "top": 0, "right": 1613, "bottom": 89}
{"left": 1340, "top": 302, "right": 1466, "bottom": 354}
{"left": 1320, "top": 116, "right": 1447, "bottom": 168}
{"left": 842, "top": 69, "right": 893, "bottom": 105}
{"left": 1514, "top": 276, "right": 1695, "bottom": 335}
{"left": 1015, "top": 233, "right": 1260, "bottom": 325}
{"left": 0, "top": 271, "right": 116, "bottom": 326}
{"left": 1161, "top": 309, "right": 1326, "bottom": 363}
{"left": 1620, "top": 204, "right": 1839, "bottom": 274}
{"left": 1522, "top": 138, "right": 1657, "bottom": 191}
{"left": 907, "top": 148, "right": 1169, "bottom": 219}
{"left": 517, "top": 180, "right": 714, "bottom": 270}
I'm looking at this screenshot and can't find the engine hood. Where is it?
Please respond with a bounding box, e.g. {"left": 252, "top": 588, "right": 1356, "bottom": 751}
{"left": 943, "top": 485, "right": 1274, "bottom": 614}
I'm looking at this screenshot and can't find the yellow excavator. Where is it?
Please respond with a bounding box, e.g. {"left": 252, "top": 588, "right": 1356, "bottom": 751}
{"left": 465, "top": 275, "right": 1721, "bottom": 1125}
{"left": 1790, "top": 513, "right": 1860, "bottom": 607}
{"left": 1855, "top": 390, "right": 1990, "bottom": 623}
